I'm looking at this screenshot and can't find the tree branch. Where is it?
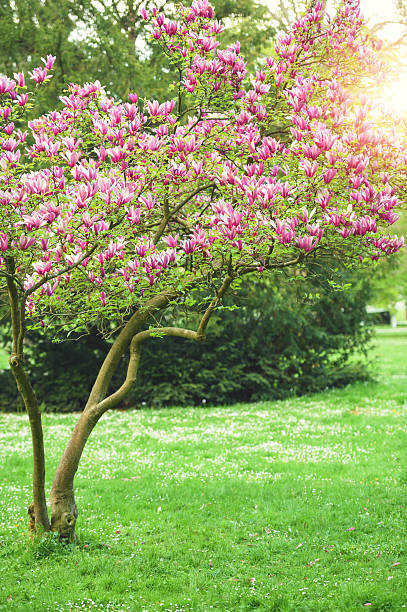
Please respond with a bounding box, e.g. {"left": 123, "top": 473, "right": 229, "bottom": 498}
{"left": 93, "top": 273, "right": 233, "bottom": 416}
{"left": 236, "top": 253, "right": 304, "bottom": 275}
{"left": 197, "top": 274, "right": 233, "bottom": 336}
{"left": 153, "top": 196, "right": 170, "bottom": 244}
{"left": 94, "top": 326, "right": 203, "bottom": 414}
{"left": 85, "top": 288, "right": 179, "bottom": 408}
{"left": 170, "top": 182, "right": 217, "bottom": 217}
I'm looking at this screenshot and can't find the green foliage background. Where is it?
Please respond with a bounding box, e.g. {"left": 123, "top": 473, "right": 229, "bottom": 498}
{"left": 132, "top": 273, "right": 372, "bottom": 407}
{"left": 0, "top": 267, "right": 372, "bottom": 412}
{"left": 0, "top": 0, "right": 275, "bottom": 114}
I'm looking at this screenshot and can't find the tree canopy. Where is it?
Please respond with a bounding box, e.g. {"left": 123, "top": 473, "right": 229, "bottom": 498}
{"left": 0, "top": 0, "right": 405, "bottom": 539}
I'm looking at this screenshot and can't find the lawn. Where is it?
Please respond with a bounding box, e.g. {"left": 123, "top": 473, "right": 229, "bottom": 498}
{"left": 0, "top": 332, "right": 406, "bottom": 611}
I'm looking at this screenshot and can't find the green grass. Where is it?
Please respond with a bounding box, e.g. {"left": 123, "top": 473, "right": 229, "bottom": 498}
{"left": 0, "top": 333, "right": 406, "bottom": 611}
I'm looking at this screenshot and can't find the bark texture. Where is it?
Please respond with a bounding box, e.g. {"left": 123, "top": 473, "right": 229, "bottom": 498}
{"left": 50, "top": 488, "right": 78, "bottom": 540}
{"left": 10, "top": 360, "right": 50, "bottom": 532}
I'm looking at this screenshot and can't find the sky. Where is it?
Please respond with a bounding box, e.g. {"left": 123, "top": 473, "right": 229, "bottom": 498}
{"left": 343, "top": 0, "right": 396, "bottom": 21}
{"left": 359, "top": 0, "right": 404, "bottom": 39}
{"left": 359, "top": 0, "right": 397, "bottom": 21}
{"left": 266, "top": 0, "right": 401, "bottom": 36}
{"left": 266, "top": 0, "right": 407, "bottom": 113}
{"left": 353, "top": 0, "right": 407, "bottom": 113}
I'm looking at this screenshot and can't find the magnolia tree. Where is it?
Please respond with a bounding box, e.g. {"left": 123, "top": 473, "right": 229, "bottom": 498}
{"left": 0, "top": 0, "right": 405, "bottom": 539}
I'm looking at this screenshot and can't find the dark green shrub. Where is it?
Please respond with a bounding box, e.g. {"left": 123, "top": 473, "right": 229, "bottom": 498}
{"left": 128, "top": 272, "right": 372, "bottom": 407}
{"left": 0, "top": 270, "right": 372, "bottom": 412}
{"left": 0, "top": 328, "right": 107, "bottom": 412}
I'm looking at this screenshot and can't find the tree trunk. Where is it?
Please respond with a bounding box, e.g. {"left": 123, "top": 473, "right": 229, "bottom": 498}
{"left": 50, "top": 487, "right": 78, "bottom": 540}
{"left": 6, "top": 261, "right": 50, "bottom": 533}
{"left": 49, "top": 290, "right": 177, "bottom": 539}
{"left": 50, "top": 410, "right": 97, "bottom": 540}
{"left": 47, "top": 282, "right": 230, "bottom": 539}
{"left": 10, "top": 360, "right": 50, "bottom": 532}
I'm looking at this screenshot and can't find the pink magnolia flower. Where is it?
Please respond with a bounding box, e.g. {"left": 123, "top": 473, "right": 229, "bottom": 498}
{"left": 1, "top": 107, "right": 12, "bottom": 120}
{"left": 302, "top": 160, "right": 319, "bottom": 178}
{"left": 127, "top": 206, "right": 141, "bottom": 225}
{"left": 181, "top": 238, "right": 197, "bottom": 254}
{"left": 279, "top": 228, "right": 295, "bottom": 245}
{"left": 0, "top": 232, "right": 8, "bottom": 252}
{"left": 163, "top": 20, "right": 178, "bottom": 35}
{"left": 41, "top": 55, "right": 56, "bottom": 70}
{"left": 13, "top": 72, "right": 25, "bottom": 87}
{"left": 18, "top": 94, "right": 28, "bottom": 107}
{"left": 163, "top": 234, "right": 179, "bottom": 248}
{"left": 33, "top": 261, "right": 52, "bottom": 276}
{"left": 147, "top": 100, "right": 161, "bottom": 116}
{"left": 314, "top": 129, "right": 336, "bottom": 151}
{"left": 296, "top": 235, "right": 317, "bottom": 252}
{"left": 302, "top": 144, "right": 320, "bottom": 160}
{"left": 3, "top": 122, "right": 14, "bottom": 135}
{"left": 323, "top": 169, "right": 337, "bottom": 184}
{"left": 19, "top": 236, "right": 36, "bottom": 251}
{"left": 29, "top": 67, "right": 48, "bottom": 84}
{"left": 0, "top": 75, "right": 15, "bottom": 94}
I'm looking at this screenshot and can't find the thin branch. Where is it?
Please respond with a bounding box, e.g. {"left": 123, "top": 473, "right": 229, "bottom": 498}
{"left": 94, "top": 326, "right": 202, "bottom": 414}
{"left": 92, "top": 273, "right": 233, "bottom": 415}
{"left": 384, "top": 34, "right": 407, "bottom": 49}
{"left": 153, "top": 196, "right": 170, "bottom": 244}
{"left": 177, "top": 66, "right": 183, "bottom": 116}
{"left": 0, "top": 269, "right": 25, "bottom": 290}
{"left": 170, "top": 182, "right": 218, "bottom": 218}
{"left": 237, "top": 253, "right": 304, "bottom": 275}
{"left": 197, "top": 274, "right": 233, "bottom": 336}
{"left": 5, "top": 257, "right": 20, "bottom": 357}
{"left": 84, "top": 288, "right": 180, "bottom": 410}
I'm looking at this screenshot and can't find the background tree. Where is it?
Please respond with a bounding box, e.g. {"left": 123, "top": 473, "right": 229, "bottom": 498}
{"left": 0, "top": 0, "right": 274, "bottom": 113}
{"left": 125, "top": 267, "right": 373, "bottom": 407}
{"left": 0, "top": 0, "right": 405, "bottom": 541}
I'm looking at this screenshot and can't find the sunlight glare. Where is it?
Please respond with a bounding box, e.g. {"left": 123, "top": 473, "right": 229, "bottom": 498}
{"left": 380, "top": 68, "right": 407, "bottom": 118}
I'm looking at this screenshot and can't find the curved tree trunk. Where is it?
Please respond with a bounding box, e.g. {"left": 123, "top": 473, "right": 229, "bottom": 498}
{"left": 50, "top": 409, "right": 97, "bottom": 539}
{"left": 49, "top": 291, "right": 175, "bottom": 539}
{"left": 49, "top": 281, "right": 230, "bottom": 539}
